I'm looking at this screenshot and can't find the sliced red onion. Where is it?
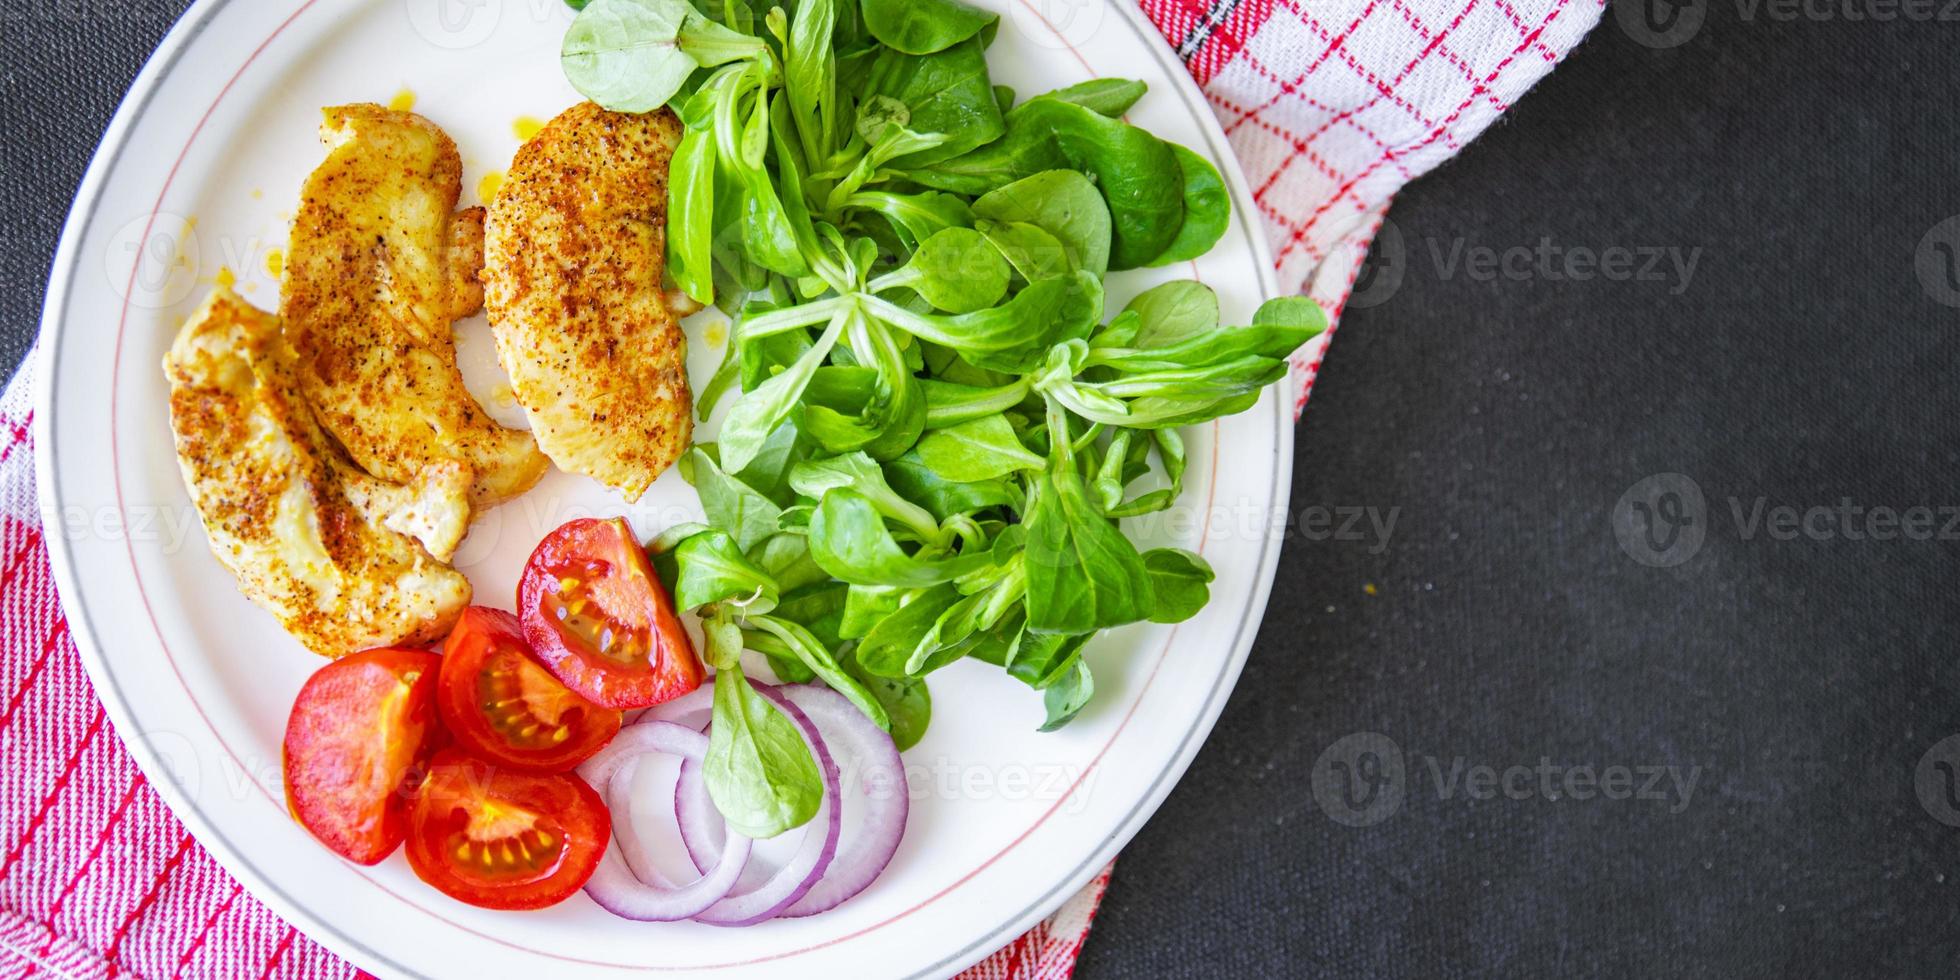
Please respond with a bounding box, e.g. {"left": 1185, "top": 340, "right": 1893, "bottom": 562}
{"left": 673, "top": 684, "right": 909, "bottom": 917}
{"left": 684, "top": 683, "right": 842, "bottom": 927}
{"left": 775, "top": 684, "right": 909, "bottom": 917}
{"left": 635, "top": 684, "right": 714, "bottom": 731}
{"left": 675, "top": 758, "right": 724, "bottom": 875}
{"left": 633, "top": 680, "right": 724, "bottom": 875}
{"left": 635, "top": 680, "right": 763, "bottom": 874}
{"left": 579, "top": 721, "right": 713, "bottom": 812}
{"left": 577, "top": 721, "right": 753, "bottom": 921}
{"left": 605, "top": 763, "right": 756, "bottom": 920}
{"left": 635, "top": 656, "right": 797, "bottom": 731}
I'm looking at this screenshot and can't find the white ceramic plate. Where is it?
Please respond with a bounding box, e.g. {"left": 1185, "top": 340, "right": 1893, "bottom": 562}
{"left": 37, "top": 1, "right": 1295, "bottom": 976}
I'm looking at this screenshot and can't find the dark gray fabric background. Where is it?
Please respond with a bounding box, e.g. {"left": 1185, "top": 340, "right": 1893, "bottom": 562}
{"left": 9, "top": 2, "right": 1960, "bottom": 977}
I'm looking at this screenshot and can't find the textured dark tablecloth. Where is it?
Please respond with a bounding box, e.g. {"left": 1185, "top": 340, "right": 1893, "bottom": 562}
{"left": 9, "top": 2, "right": 1960, "bottom": 976}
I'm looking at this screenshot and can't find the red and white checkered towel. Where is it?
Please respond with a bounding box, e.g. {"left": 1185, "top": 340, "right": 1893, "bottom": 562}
{"left": 0, "top": 0, "right": 1599, "bottom": 976}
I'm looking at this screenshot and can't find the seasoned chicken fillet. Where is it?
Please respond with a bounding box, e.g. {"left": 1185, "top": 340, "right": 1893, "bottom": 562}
{"left": 283, "top": 103, "right": 548, "bottom": 508}
{"left": 483, "top": 102, "right": 692, "bottom": 502}
{"left": 165, "top": 288, "right": 472, "bottom": 658}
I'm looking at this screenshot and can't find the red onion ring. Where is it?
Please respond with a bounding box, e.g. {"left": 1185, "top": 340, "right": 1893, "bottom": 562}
{"left": 675, "top": 759, "right": 724, "bottom": 875}
{"left": 775, "top": 684, "right": 909, "bottom": 917}
{"left": 635, "top": 684, "right": 726, "bottom": 873}
{"left": 577, "top": 721, "right": 753, "bottom": 921}
{"left": 635, "top": 684, "right": 714, "bottom": 731}
{"left": 673, "top": 684, "right": 909, "bottom": 917}
{"left": 604, "top": 762, "right": 756, "bottom": 920}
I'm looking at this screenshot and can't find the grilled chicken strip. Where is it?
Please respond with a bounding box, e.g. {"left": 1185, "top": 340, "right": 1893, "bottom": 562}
{"left": 165, "top": 288, "right": 472, "bottom": 658}
{"left": 483, "top": 103, "right": 692, "bottom": 502}
{"left": 283, "top": 104, "right": 548, "bottom": 508}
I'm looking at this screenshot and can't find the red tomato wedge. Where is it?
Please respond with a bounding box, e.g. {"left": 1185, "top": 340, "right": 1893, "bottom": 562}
{"left": 518, "top": 518, "right": 704, "bottom": 710}
{"left": 283, "top": 647, "right": 444, "bottom": 866}
{"left": 405, "top": 749, "right": 609, "bottom": 910}
{"left": 438, "top": 606, "right": 621, "bottom": 772}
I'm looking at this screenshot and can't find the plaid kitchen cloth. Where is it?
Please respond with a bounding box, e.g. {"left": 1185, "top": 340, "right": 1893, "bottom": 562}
{"left": 0, "top": 0, "right": 1600, "bottom": 976}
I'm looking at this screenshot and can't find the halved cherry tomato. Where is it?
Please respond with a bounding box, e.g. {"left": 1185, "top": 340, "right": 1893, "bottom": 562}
{"left": 438, "top": 606, "right": 621, "bottom": 773}
{"left": 283, "top": 647, "right": 444, "bottom": 866}
{"left": 404, "top": 749, "right": 609, "bottom": 910}
{"left": 517, "top": 518, "right": 704, "bottom": 710}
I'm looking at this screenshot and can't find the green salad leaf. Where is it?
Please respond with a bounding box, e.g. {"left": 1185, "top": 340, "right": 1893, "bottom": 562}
{"left": 808, "top": 489, "right": 986, "bottom": 587}
{"left": 871, "top": 226, "right": 1010, "bottom": 313}
{"left": 916, "top": 416, "right": 1044, "bottom": 482}
{"left": 672, "top": 528, "right": 780, "bottom": 613}
{"left": 1040, "top": 659, "right": 1095, "bottom": 732}
{"left": 1142, "top": 548, "right": 1215, "bottom": 624}
{"left": 863, "top": 37, "right": 1005, "bottom": 166}
{"left": 562, "top": 0, "right": 696, "bottom": 112}
{"left": 704, "top": 662, "right": 824, "bottom": 838}
{"left": 1149, "top": 144, "right": 1232, "bottom": 266}
{"left": 846, "top": 647, "right": 932, "bottom": 750}
{"left": 972, "top": 170, "right": 1112, "bottom": 278}
{"left": 1023, "top": 408, "right": 1154, "bottom": 633}
{"left": 860, "top": 0, "right": 998, "bottom": 55}
{"left": 679, "top": 447, "right": 783, "bottom": 551}
{"left": 559, "top": 1, "right": 1328, "bottom": 836}
{"left": 1037, "top": 78, "right": 1149, "bottom": 117}
{"left": 563, "top": 0, "right": 765, "bottom": 112}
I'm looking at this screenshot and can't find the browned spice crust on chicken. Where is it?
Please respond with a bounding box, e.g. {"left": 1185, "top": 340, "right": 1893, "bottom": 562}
{"left": 282, "top": 103, "right": 548, "bottom": 509}
{"left": 165, "top": 287, "right": 471, "bottom": 658}
{"left": 482, "top": 102, "right": 692, "bottom": 502}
